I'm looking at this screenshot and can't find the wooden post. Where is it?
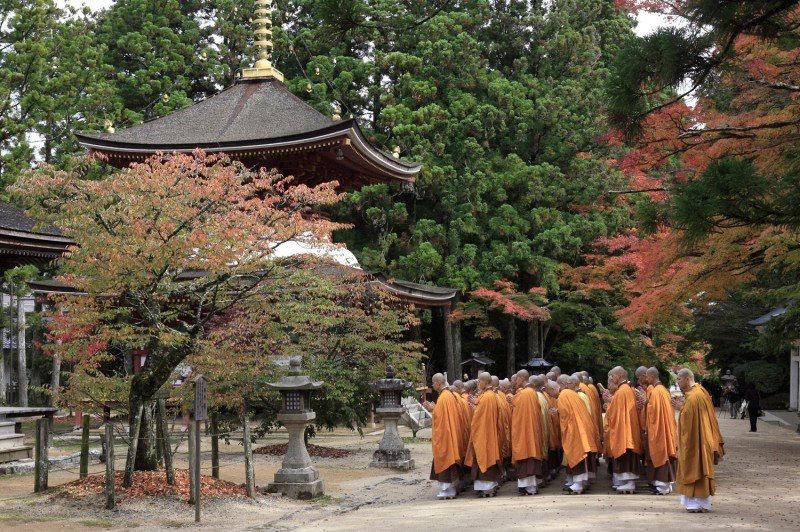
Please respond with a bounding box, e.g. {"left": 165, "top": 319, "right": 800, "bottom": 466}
{"left": 16, "top": 294, "right": 27, "bottom": 407}
{"left": 452, "top": 320, "right": 462, "bottom": 379}
{"left": 79, "top": 413, "right": 90, "bottom": 478}
{"left": 33, "top": 418, "right": 48, "bottom": 492}
{"left": 122, "top": 403, "right": 143, "bottom": 488}
{"left": 193, "top": 415, "right": 201, "bottom": 522}
{"left": 242, "top": 411, "right": 255, "bottom": 498}
{"left": 156, "top": 399, "right": 174, "bottom": 485}
{"left": 105, "top": 423, "right": 115, "bottom": 509}
{"left": 188, "top": 419, "right": 196, "bottom": 504}
{"left": 443, "top": 307, "right": 455, "bottom": 382}
{"left": 211, "top": 412, "right": 219, "bottom": 479}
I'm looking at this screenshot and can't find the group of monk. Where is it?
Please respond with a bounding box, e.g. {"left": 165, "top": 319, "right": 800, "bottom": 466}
{"left": 427, "top": 364, "right": 725, "bottom": 513}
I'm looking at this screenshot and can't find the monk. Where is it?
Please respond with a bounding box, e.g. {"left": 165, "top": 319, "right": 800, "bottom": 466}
{"left": 544, "top": 380, "right": 562, "bottom": 480}
{"left": 530, "top": 374, "right": 551, "bottom": 477}
{"left": 464, "top": 372, "right": 503, "bottom": 497}
{"left": 556, "top": 375, "right": 599, "bottom": 494}
{"left": 698, "top": 382, "right": 726, "bottom": 462}
{"left": 511, "top": 374, "right": 546, "bottom": 495}
{"left": 429, "top": 374, "right": 465, "bottom": 499}
{"left": 546, "top": 371, "right": 557, "bottom": 382}
{"left": 493, "top": 376, "right": 512, "bottom": 475}
{"left": 582, "top": 372, "right": 604, "bottom": 445}
{"left": 551, "top": 366, "right": 562, "bottom": 380}
{"left": 606, "top": 366, "right": 643, "bottom": 493}
{"left": 676, "top": 368, "right": 716, "bottom": 512}
{"left": 644, "top": 367, "right": 677, "bottom": 495}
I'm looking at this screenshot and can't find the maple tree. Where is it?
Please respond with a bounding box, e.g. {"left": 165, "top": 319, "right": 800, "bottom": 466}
{"left": 190, "top": 265, "right": 423, "bottom": 433}
{"left": 9, "top": 151, "right": 342, "bottom": 471}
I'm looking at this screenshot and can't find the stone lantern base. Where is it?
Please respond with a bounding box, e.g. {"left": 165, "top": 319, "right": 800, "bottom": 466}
{"left": 265, "top": 466, "right": 325, "bottom": 499}
{"left": 370, "top": 448, "right": 415, "bottom": 471}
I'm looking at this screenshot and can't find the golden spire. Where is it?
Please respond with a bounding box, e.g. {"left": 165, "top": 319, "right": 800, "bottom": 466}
{"left": 241, "top": 0, "right": 284, "bottom": 81}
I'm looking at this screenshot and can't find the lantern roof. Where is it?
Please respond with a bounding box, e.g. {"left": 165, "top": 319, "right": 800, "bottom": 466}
{"left": 266, "top": 356, "right": 323, "bottom": 391}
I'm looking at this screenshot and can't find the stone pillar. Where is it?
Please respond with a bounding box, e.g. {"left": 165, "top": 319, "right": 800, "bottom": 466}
{"left": 370, "top": 367, "right": 414, "bottom": 470}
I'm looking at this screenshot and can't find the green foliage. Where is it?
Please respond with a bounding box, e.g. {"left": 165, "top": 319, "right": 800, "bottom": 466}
{"left": 733, "top": 361, "right": 785, "bottom": 395}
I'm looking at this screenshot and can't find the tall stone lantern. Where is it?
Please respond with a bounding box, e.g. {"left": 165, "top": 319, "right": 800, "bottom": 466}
{"left": 265, "top": 356, "right": 325, "bottom": 499}
{"left": 370, "top": 366, "right": 415, "bottom": 470}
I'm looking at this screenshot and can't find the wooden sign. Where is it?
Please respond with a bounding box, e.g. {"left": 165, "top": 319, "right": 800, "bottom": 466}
{"left": 193, "top": 375, "right": 207, "bottom": 421}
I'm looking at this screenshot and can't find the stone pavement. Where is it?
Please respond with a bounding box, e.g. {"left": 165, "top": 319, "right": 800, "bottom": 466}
{"left": 300, "top": 412, "right": 800, "bottom": 531}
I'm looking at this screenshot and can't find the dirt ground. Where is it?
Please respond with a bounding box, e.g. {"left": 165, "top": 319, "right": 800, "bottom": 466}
{"left": 1, "top": 412, "right": 799, "bottom": 531}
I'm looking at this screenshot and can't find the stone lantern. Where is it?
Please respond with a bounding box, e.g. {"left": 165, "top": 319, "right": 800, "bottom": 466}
{"left": 265, "top": 356, "right": 325, "bottom": 499}
{"left": 370, "top": 366, "right": 415, "bottom": 470}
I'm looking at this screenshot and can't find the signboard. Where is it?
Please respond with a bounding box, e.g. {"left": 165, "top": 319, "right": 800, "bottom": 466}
{"left": 193, "top": 375, "right": 207, "bottom": 421}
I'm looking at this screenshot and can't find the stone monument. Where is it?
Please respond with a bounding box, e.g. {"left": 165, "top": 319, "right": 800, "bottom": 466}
{"left": 370, "top": 366, "right": 415, "bottom": 470}
{"left": 265, "top": 356, "right": 325, "bottom": 499}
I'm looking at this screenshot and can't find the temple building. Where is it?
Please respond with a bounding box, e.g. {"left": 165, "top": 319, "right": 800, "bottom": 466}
{"left": 73, "top": 0, "right": 462, "bottom": 381}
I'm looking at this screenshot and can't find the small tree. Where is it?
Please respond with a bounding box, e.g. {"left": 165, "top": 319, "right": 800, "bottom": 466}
{"left": 191, "top": 265, "right": 423, "bottom": 433}
{"left": 11, "top": 151, "right": 343, "bottom": 471}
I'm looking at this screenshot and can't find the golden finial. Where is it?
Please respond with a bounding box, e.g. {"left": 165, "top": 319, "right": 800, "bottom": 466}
{"left": 104, "top": 119, "right": 115, "bottom": 134}
{"left": 241, "top": 0, "right": 284, "bottom": 81}
{"left": 392, "top": 146, "right": 401, "bottom": 158}
{"left": 332, "top": 102, "right": 341, "bottom": 121}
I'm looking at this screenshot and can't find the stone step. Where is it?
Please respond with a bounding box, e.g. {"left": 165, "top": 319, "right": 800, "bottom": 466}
{"left": 0, "top": 446, "right": 32, "bottom": 464}
{"left": 0, "top": 421, "right": 17, "bottom": 436}
{"left": 0, "top": 433, "right": 26, "bottom": 451}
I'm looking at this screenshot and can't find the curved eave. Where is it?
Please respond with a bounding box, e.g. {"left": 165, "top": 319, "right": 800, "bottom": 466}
{"left": 76, "top": 119, "right": 421, "bottom": 183}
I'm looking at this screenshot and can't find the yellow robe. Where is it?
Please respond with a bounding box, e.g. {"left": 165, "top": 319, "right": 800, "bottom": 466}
{"left": 677, "top": 385, "right": 716, "bottom": 497}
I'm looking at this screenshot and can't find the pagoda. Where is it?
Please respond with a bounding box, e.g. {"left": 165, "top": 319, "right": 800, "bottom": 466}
{"left": 74, "top": 0, "right": 461, "bottom": 380}
{"left": 75, "top": 1, "right": 418, "bottom": 188}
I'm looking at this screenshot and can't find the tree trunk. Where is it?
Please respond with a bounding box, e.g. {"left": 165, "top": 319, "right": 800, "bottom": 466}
{"left": 452, "top": 321, "right": 462, "bottom": 380}
{"left": 17, "top": 294, "right": 27, "bottom": 407}
{"left": 50, "top": 355, "right": 61, "bottom": 407}
{"left": 505, "top": 316, "right": 516, "bottom": 378}
{"left": 134, "top": 400, "right": 159, "bottom": 471}
{"left": 528, "top": 320, "right": 540, "bottom": 359}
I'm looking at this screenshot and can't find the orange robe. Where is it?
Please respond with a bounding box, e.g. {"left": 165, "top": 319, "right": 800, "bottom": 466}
{"left": 495, "top": 391, "right": 512, "bottom": 460}
{"left": 677, "top": 385, "right": 716, "bottom": 498}
{"left": 646, "top": 383, "right": 677, "bottom": 469}
{"left": 545, "top": 394, "right": 561, "bottom": 451}
{"left": 511, "top": 388, "right": 545, "bottom": 464}
{"left": 464, "top": 391, "right": 502, "bottom": 474}
{"left": 579, "top": 383, "right": 602, "bottom": 443}
{"left": 557, "top": 389, "right": 599, "bottom": 468}
{"left": 431, "top": 389, "right": 465, "bottom": 474}
{"left": 586, "top": 383, "right": 604, "bottom": 443}
{"left": 607, "top": 382, "right": 642, "bottom": 461}
{"left": 699, "top": 384, "right": 726, "bottom": 460}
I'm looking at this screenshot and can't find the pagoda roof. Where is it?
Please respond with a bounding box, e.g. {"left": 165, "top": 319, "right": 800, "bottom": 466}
{"left": 0, "top": 201, "right": 74, "bottom": 271}
{"left": 76, "top": 78, "right": 421, "bottom": 184}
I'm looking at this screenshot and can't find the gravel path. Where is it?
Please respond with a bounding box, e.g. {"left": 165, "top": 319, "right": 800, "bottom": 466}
{"left": 0, "top": 412, "right": 798, "bottom": 530}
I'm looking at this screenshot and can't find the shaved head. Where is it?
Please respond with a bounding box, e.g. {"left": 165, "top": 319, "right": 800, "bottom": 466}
{"left": 465, "top": 379, "right": 477, "bottom": 393}
{"left": 556, "top": 374, "right": 571, "bottom": 389}
{"left": 646, "top": 367, "right": 660, "bottom": 385}
{"left": 546, "top": 371, "right": 556, "bottom": 381}
{"left": 531, "top": 374, "right": 546, "bottom": 389}
{"left": 610, "top": 366, "right": 628, "bottom": 384}
{"left": 452, "top": 380, "right": 465, "bottom": 393}
{"left": 478, "top": 372, "right": 491, "bottom": 391}
{"left": 432, "top": 373, "right": 447, "bottom": 392}
{"left": 551, "top": 366, "right": 561, "bottom": 378}
{"left": 677, "top": 368, "right": 695, "bottom": 393}
{"left": 545, "top": 380, "right": 560, "bottom": 397}
{"left": 517, "top": 369, "right": 530, "bottom": 382}
{"left": 635, "top": 366, "right": 648, "bottom": 385}
{"left": 580, "top": 371, "right": 590, "bottom": 383}
{"left": 499, "top": 379, "right": 512, "bottom": 392}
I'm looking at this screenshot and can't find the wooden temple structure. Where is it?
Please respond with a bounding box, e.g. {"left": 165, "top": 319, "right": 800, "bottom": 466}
{"left": 74, "top": 0, "right": 463, "bottom": 380}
